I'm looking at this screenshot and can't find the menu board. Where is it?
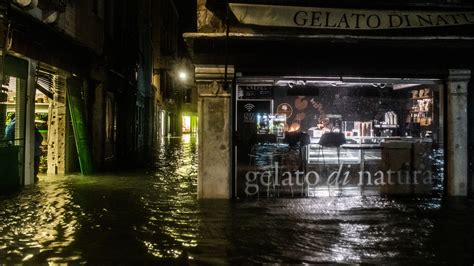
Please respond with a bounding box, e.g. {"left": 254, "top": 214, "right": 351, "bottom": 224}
{"left": 409, "top": 88, "right": 433, "bottom": 127}
{"left": 240, "top": 86, "right": 273, "bottom": 99}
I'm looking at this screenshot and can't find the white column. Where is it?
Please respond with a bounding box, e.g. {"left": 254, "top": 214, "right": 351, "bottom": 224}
{"left": 196, "top": 65, "right": 234, "bottom": 199}
{"left": 24, "top": 60, "right": 37, "bottom": 185}
{"left": 447, "top": 69, "right": 470, "bottom": 196}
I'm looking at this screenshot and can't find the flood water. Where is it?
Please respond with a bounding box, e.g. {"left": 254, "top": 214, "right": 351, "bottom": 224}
{"left": 1, "top": 135, "right": 473, "bottom": 264}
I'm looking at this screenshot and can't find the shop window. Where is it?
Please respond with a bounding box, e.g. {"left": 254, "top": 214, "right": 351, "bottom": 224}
{"left": 105, "top": 94, "right": 116, "bottom": 144}
{"left": 1, "top": 76, "right": 27, "bottom": 188}
{"left": 182, "top": 115, "right": 191, "bottom": 133}
{"left": 104, "top": 92, "right": 117, "bottom": 160}
{"left": 234, "top": 81, "right": 445, "bottom": 198}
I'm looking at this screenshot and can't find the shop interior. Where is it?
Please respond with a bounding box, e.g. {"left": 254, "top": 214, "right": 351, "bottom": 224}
{"left": 34, "top": 68, "right": 78, "bottom": 177}
{"left": 1, "top": 75, "right": 27, "bottom": 187}
{"left": 235, "top": 78, "right": 444, "bottom": 197}
{"left": 35, "top": 83, "right": 50, "bottom": 174}
{"left": 1, "top": 66, "right": 78, "bottom": 184}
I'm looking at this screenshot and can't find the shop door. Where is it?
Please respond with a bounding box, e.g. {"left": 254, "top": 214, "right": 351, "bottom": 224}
{"left": 234, "top": 99, "right": 273, "bottom": 198}
{"left": 1, "top": 55, "right": 29, "bottom": 190}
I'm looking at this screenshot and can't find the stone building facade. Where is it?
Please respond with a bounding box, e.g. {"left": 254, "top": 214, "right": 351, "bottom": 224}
{"left": 0, "top": 0, "right": 155, "bottom": 187}
{"left": 1, "top": 0, "right": 107, "bottom": 186}
{"left": 152, "top": 0, "right": 198, "bottom": 139}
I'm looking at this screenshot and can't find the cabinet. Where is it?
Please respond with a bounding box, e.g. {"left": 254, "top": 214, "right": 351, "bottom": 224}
{"left": 408, "top": 88, "right": 433, "bottom": 127}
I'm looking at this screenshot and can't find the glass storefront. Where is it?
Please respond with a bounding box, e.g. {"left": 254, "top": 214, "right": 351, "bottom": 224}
{"left": 234, "top": 78, "right": 444, "bottom": 198}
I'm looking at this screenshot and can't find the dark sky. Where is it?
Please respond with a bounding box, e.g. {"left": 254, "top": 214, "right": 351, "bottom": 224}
{"left": 173, "top": 0, "right": 197, "bottom": 33}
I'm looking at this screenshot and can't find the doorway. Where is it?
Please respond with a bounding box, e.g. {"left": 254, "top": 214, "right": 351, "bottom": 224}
{"left": 33, "top": 68, "right": 67, "bottom": 176}
{"left": 1, "top": 75, "right": 27, "bottom": 189}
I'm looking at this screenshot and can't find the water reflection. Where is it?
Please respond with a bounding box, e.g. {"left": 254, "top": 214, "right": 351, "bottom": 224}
{"left": 139, "top": 135, "right": 199, "bottom": 259}
{"left": 0, "top": 136, "right": 473, "bottom": 264}
{"left": 0, "top": 178, "right": 82, "bottom": 263}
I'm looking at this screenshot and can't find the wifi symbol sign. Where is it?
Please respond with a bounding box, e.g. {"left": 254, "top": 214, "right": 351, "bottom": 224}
{"left": 244, "top": 103, "right": 255, "bottom": 112}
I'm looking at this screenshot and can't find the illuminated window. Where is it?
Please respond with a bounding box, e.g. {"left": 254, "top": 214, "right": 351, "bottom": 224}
{"left": 182, "top": 115, "right": 191, "bottom": 133}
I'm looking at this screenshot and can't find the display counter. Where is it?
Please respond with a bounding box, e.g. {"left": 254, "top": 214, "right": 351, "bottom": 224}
{"left": 306, "top": 137, "right": 432, "bottom": 166}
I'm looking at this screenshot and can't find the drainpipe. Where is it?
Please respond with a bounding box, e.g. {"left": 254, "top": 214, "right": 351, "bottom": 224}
{"left": 223, "top": 0, "right": 230, "bottom": 91}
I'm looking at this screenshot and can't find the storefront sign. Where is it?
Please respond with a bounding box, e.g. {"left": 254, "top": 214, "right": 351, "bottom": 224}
{"left": 240, "top": 85, "right": 273, "bottom": 99}
{"left": 230, "top": 3, "right": 474, "bottom": 30}
{"left": 243, "top": 163, "right": 434, "bottom": 197}
{"left": 237, "top": 100, "right": 272, "bottom": 125}
{"left": 410, "top": 88, "right": 431, "bottom": 99}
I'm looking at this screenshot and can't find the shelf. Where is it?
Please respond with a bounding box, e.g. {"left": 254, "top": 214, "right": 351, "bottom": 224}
{"left": 306, "top": 145, "right": 382, "bottom": 164}
{"left": 374, "top": 124, "right": 399, "bottom": 128}
{"left": 410, "top": 97, "right": 432, "bottom": 100}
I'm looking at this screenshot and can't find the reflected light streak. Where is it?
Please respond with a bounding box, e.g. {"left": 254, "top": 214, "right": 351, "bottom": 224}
{"left": 181, "top": 133, "right": 191, "bottom": 143}
{"left": 0, "top": 181, "right": 82, "bottom": 263}
{"left": 140, "top": 137, "right": 200, "bottom": 259}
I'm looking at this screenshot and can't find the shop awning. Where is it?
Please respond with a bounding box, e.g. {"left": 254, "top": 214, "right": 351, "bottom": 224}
{"left": 183, "top": 31, "right": 474, "bottom": 78}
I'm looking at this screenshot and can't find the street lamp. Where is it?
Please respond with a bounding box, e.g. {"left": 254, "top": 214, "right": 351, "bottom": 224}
{"left": 178, "top": 71, "right": 187, "bottom": 82}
